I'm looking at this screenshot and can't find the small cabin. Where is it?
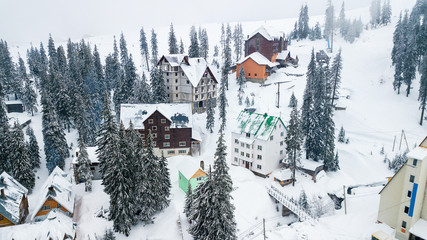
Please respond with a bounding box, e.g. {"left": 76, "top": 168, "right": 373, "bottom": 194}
{"left": 272, "top": 169, "right": 294, "bottom": 186}
{"left": 72, "top": 146, "right": 101, "bottom": 183}
{"left": 0, "top": 172, "right": 29, "bottom": 227}
{"left": 236, "top": 52, "right": 279, "bottom": 83}
{"left": 178, "top": 160, "right": 207, "bottom": 193}
{"left": 316, "top": 50, "right": 330, "bottom": 64}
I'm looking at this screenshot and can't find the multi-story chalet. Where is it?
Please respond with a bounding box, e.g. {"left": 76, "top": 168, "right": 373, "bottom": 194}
{"left": 231, "top": 110, "right": 288, "bottom": 177}
{"left": 157, "top": 54, "right": 219, "bottom": 113}
{"left": 0, "top": 209, "right": 76, "bottom": 239}
{"left": 244, "top": 26, "right": 287, "bottom": 62}
{"left": 120, "top": 103, "right": 200, "bottom": 158}
{"left": 72, "top": 146, "right": 101, "bottom": 183}
{"left": 236, "top": 52, "right": 279, "bottom": 83}
{"left": 0, "top": 172, "right": 29, "bottom": 227}
{"left": 377, "top": 136, "right": 427, "bottom": 240}
{"left": 32, "top": 167, "right": 74, "bottom": 222}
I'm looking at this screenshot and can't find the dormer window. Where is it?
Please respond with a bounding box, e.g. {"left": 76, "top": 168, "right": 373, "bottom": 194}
{"left": 246, "top": 133, "right": 250, "bottom": 138}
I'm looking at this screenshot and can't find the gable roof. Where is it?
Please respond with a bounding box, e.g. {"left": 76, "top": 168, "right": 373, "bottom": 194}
{"left": 234, "top": 111, "right": 287, "bottom": 141}
{"left": 237, "top": 52, "right": 279, "bottom": 68}
{"left": 71, "top": 146, "right": 99, "bottom": 164}
{"left": 0, "top": 209, "right": 76, "bottom": 240}
{"left": 32, "top": 167, "right": 74, "bottom": 220}
{"left": 0, "top": 172, "right": 28, "bottom": 225}
{"left": 179, "top": 160, "right": 206, "bottom": 180}
{"left": 120, "top": 103, "right": 193, "bottom": 130}
{"left": 247, "top": 26, "right": 274, "bottom": 41}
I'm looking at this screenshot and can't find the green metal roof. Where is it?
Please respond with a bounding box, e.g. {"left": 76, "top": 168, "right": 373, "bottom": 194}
{"left": 236, "top": 111, "right": 287, "bottom": 141}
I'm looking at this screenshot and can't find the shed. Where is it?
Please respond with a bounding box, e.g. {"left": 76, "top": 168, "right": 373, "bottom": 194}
{"left": 178, "top": 160, "right": 207, "bottom": 193}
{"left": 272, "top": 169, "right": 293, "bottom": 186}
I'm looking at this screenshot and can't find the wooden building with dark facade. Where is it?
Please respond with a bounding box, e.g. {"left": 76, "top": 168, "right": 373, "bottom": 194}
{"left": 244, "top": 26, "right": 288, "bottom": 62}
{"left": 120, "top": 103, "right": 199, "bottom": 157}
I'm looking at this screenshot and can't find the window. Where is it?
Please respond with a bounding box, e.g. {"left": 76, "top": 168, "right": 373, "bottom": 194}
{"left": 201, "top": 94, "right": 204, "bottom": 99}
{"left": 404, "top": 206, "right": 409, "bottom": 214}
{"left": 182, "top": 72, "right": 185, "bottom": 76}
{"left": 175, "top": 79, "right": 178, "bottom": 83}
{"left": 90, "top": 167, "right": 95, "bottom": 171}
{"left": 152, "top": 126, "right": 157, "bottom": 131}
{"left": 246, "top": 133, "right": 250, "bottom": 138}
{"left": 161, "top": 119, "right": 166, "bottom": 123}
{"left": 235, "top": 139, "right": 239, "bottom": 144}
{"left": 165, "top": 126, "right": 170, "bottom": 131}
{"left": 257, "top": 164, "right": 262, "bottom": 169}
{"left": 176, "top": 86, "right": 178, "bottom": 90}
{"left": 41, "top": 205, "right": 50, "bottom": 211}
{"left": 235, "top": 148, "right": 239, "bottom": 153}
{"left": 165, "top": 134, "right": 170, "bottom": 139}
{"left": 196, "top": 177, "right": 203, "bottom": 181}
{"left": 176, "top": 94, "right": 179, "bottom": 98}
{"left": 168, "top": 150, "right": 175, "bottom": 154}
{"left": 179, "top": 150, "right": 186, "bottom": 154}
{"left": 241, "top": 143, "right": 244, "bottom": 147}
{"left": 402, "top": 221, "right": 407, "bottom": 229}
{"left": 241, "top": 152, "right": 244, "bottom": 156}
{"left": 255, "top": 73, "right": 257, "bottom": 77}
{"left": 148, "top": 119, "right": 153, "bottom": 124}
{"left": 163, "top": 142, "right": 170, "bottom": 147}
{"left": 270, "top": 136, "right": 274, "bottom": 141}
{"left": 179, "top": 141, "right": 186, "bottom": 146}
{"left": 175, "top": 72, "right": 178, "bottom": 76}
{"left": 409, "top": 175, "right": 415, "bottom": 183}
{"left": 152, "top": 133, "right": 157, "bottom": 138}
{"left": 246, "top": 153, "right": 250, "bottom": 158}
{"left": 166, "top": 72, "right": 169, "bottom": 76}
{"left": 167, "top": 86, "right": 170, "bottom": 90}
{"left": 246, "top": 144, "right": 250, "bottom": 149}
{"left": 234, "top": 157, "right": 238, "bottom": 162}
{"left": 195, "top": 95, "right": 199, "bottom": 100}
{"left": 213, "top": 85, "right": 216, "bottom": 89}
{"left": 153, "top": 141, "right": 156, "bottom": 146}
{"left": 280, "top": 141, "right": 284, "bottom": 146}
{"left": 281, "top": 132, "right": 284, "bottom": 137}
{"left": 174, "top": 67, "right": 179, "bottom": 71}
{"left": 407, "top": 191, "right": 412, "bottom": 198}
{"left": 248, "top": 73, "right": 251, "bottom": 77}
{"left": 0, "top": 216, "right": 3, "bottom": 221}
{"left": 280, "top": 150, "right": 283, "bottom": 155}
{"left": 257, "top": 155, "right": 262, "bottom": 160}
{"left": 167, "top": 94, "right": 170, "bottom": 97}
{"left": 257, "top": 145, "right": 262, "bottom": 151}
{"left": 57, "top": 203, "right": 62, "bottom": 208}
{"left": 187, "top": 80, "right": 190, "bottom": 84}
{"left": 413, "top": 159, "right": 417, "bottom": 166}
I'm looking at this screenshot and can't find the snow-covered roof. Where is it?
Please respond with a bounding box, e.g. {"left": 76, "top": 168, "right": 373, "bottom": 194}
{"left": 178, "top": 160, "right": 206, "bottom": 180}
{"left": 409, "top": 218, "right": 427, "bottom": 239}
{"left": 32, "top": 167, "right": 74, "bottom": 220}
{"left": 247, "top": 26, "right": 274, "bottom": 41}
{"left": 120, "top": 103, "right": 193, "bottom": 130}
{"left": 163, "top": 54, "right": 186, "bottom": 67}
{"left": 234, "top": 111, "right": 286, "bottom": 141}
{"left": 272, "top": 168, "right": 292, "bottom": 181}
{"left": 407, "top": 145, "right": 427, "bottom": 160}
{"left": 299, "top": 159, "right": 324, "bottom": 171}
{"left": 237, "top": 52, "right": 279, "bottom": 68}
{"left": 0, "top": 209, "right": 76, "bottom": 240}
{"left": 275, "top": 51, "right": 289, "bottom": 60}
{"left": 0, "top": 172, "right": 28, "bottom": 225}
{"left": 72, "top": 146, "right": 99, "bottom": 164}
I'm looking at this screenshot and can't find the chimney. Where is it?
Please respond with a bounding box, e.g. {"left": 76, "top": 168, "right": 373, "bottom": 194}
{"left": 1, "top": 189, "right": 5, "bottom": 199}
{"left": 200, "top": 161, "right": 205, "bottom": 171}
{"left": 76, "top": 151, "right": 79, "bottom": 157}
{"left": 48, "top": 186, "right": 55, "bottom": 195}
{"left": 0, "top": 177, "right": 4, "bottom": 184}
{"left": 198, "top": 59, "right": 200, "bottom": 63}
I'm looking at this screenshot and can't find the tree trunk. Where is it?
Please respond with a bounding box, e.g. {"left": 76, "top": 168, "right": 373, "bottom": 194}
{"left": 420, "top": 99, "right": 426, "bottom": 126}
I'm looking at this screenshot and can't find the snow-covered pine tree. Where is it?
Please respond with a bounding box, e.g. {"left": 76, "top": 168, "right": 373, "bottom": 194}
{"left": 402, "top": 11, "right": 419, "bottom": 97}
{"left": 18, "top": 57, "right": 37, "bottom": 116}
{"left": 392, "top": 13, "right": 405, "bottom": 94}
{"left": 291, "top": 22, "right": 298, "bottom": 40}
{"left": 381, "top": 0, "right": 392, "bottom": 25}
{"left": 107, "top": 122, "right": 135, "bottom": 236}
{"left": 206, "top": 98, "right": 215, "bottom": 133}
{"left": 301, "top": 49, "right": 316, "bottom": 137}
{"left": 338, "top": 2, "right": 347, "bottom": 36}
{"left": 298, "top": 190, "right": 309, "bottom": 211}
{"left": 184, "top": 182, "right": 193, "bottom": 218}
{"left": 151, "top": 29, "right": 159, "bottom": 68}
{"left": 314, "top": 22, "right": 322, "bottom": 39}
{"left": 288, "top": 92, "right": 297, "bottom": 108}
{"left": 26, "top": 126, "right": 40, "bottom": 169}
{"left": 77, "top": 138, "right": 93, "bottom": 192}
{"left": 102, "top": 229, "right": 116, "bottom": 240}
{"left": 370, "top": 0, "right": 382, "bottom": 27}
{"left": 200, "top": 28, "right": 209, "bottom": 59}
{"left": 9, "top": 122, "right": 35, "bottom": 191}
{"left": 42, "top": 94, "right": 69, "bottom": 173}
{"left": 157, "top": 152, "right": 171, "bottom": 211}
{"left": 188, "top": 26, "right": 200, "bottom": 58}
{"left": 132, "top": 72, "right": 152, "bottom": 104}
{"left": 223, "top": 24, "right": 233, "bottom": 90}
{"left": 219, "top": 72, "right": 228, "bottom": 131}
{"left": 140, "top": 27, "right": 150, "bottom": 72}
{"left": 96, "top": 94, "right": 118, "bottom": 188}
{"left": 285, "top": 105, "right": 303, "bottom": 186}
{"left": 150, "top": 67, "right": 167, "bottom": 103}
{"left": 324, "top": 0, "right": 335, "bottom": 40}
{"left": 323, "top": 89, "right": 338, "bottom": 171}
{"left": 179, "top": 38, "right": 185, "bottom": 54}
{"left": 330, "top": 49, "right": 343, "bottom": 106}
{"left": 251, "top": 97, "right": 254, "bottom": 106}
{"left": 233, "top": 23, "right": 244, "bottom": 61}
{"left": 419, "top": 55, "right": 427, "bottom": 125}
{"left": 0, "top": 81, "right": 10, "bottom": 173}
{"left": 338, "top": 126, "right": 346, "bottom": 143}
{"left": 245, "top": 96, "right": 250, "bottom": 107}
{"left": 168, "top": 23, "right": 179, "bottom": 54}
{"left": 299, "top": 5, "right": 310, "bottom": 39}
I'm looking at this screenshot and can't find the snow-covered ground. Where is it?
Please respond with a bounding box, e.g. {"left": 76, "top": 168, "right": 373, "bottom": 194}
{"left": 5, "top": 0, "right": 426, "bottom": 239}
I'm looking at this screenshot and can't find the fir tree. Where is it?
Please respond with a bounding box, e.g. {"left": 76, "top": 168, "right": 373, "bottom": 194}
{"left": 184, "top": 182, "right": 193, "bottom": 218}
{"left": 314, "top": 22, "right": 322, "bottom": 39}
{"left": 338, "top": 126, "right": 346, "bottom": 143}
{"left": 151, "top": 29, "right": 159, "bottom": 68}
{"left": 150, "top": 68, "right": 167, "bottom": 103}
{"left": 323, "top": 91, "right": 338, "bottom": 171}
{"left": 245, "top": 96, "right": 250, "bottom": 107}
{"left": 419, "top": 55, "right": 427, "bottom": 125}
{"left": 330, "top": 49, "right": 343, "bottom": 106}
{"left": 370, "top": 0, "right": 382, "bottom": 27}
{"left": 219, "top": 75, "right": 228, "bottom": 131}
{"left": 297, "top": 5, "right": 310, "bottom": 39}
{"left": 381, "top": 0, "right": 392, "bottom": 25}
{"left": 206, "top": 98, "right": 215, "bottom": 133}
{"left": 9, "top": 122, "right": 35, "bottom": 191}
{"left": 77, "top": 138, "right": 93, "bottom": 192}
{"left": 18, "top": 57, "right": 37, "bottom": 116}
{"left": 102, "top": 229, "right": 116, "bottom": 240}
{"left": 140, "top": 27, "right": 150, "bottom": 72}
{"left": 403, "top": 12, "right": 419, "bottom": 97}
{"left": 168, "top": 23, "right": 179, "bottom": 54}
{"left": 288, "top": 92, "right": 297, "bottom": 108}
{"left": 119, "top": 33, "right": 129, "bottom": 67}
{"left": 26, "top": 126, "right": 40, "bottom": 169}
{"left": 0, "top": 78, "right": 11, "bottom": 173}
{"left": 157, "top": 152, "right": 171, "bottom": 211}
{"left": 188, "top": 26, "right": 200, "bottom": 58}
{"left": 222, "top": 24, "right": 233, "bottom": 90}
{"left": 324, "top": 0, "right": 335, "bottom": 40}
{"left": 200, "top": 28, "right": 209, "bottom": 59}
{"left": 338, "top": 2, "right": 347, "bottom": 36}
{"left": 214, "top": 45, "right": 219, "bottom": 57}
{"left": 298, "top": 190, "right": 309, "bottom": 211}
{"left": 392, "top": 13, "right": 405, "bottom": 94}
{"left": 286, "top": 106, "right": 302, "bottom": 186}
{"left": 301, "top": 49, "right": 316, "bottom": 136}
{"left": 179, "top": 38, "right": 185, "bottom": 54}
{"left": 233, "top": 23, "right": 244, "bottom": 61}
{"left": 237, "top": 67, "right": 246, "bottom": 106}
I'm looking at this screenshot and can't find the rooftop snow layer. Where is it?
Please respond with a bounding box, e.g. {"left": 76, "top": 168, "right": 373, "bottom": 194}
{"left": 0, "top": 172, "right": 28, "bottom": 225}
{"left": 0, "top": 209, "right": 76, "bottom": 240}
{"left": 237, "top": 52, "right": 279, "bottom": 68}
{"left": 163, "top": 54, "right": 186, "bottom": 67}
{"left": 299, "top": 159, "right": 324, "bottom": 171}
{"left": 71, "top": 146, "right": 99, "bottom": 164}
{"left": 247, "top": 26, "right": 274, "bottom": 41}
{"left": 120, "top": 103, "right": 193, "bottom": 130}
{"left": 178, "top": 159, "right": 206, "bottom": 180}
{"left": 272, "top": 168, "right": 292, "bottom": 180}
{"left": 407, "top": 146, "right": 427, "bottom": 160}
{"left": 409, "top": 219, "right": 427, "bottom": 239}
{"left": 32, "top": 167, "right": 74, "bottom": 220}
{"left": 234, "top": 111, "right": 285, "bottom": 141}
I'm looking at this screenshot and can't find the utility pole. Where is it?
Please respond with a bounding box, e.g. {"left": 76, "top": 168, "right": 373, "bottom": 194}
{"left": 263, "top": 218, "right": 266, "bottom": 240}
{"left": 392, "top": 136, "right": 396, "bottom": 152}
{"left": 274, "top": 81, "right": 290, "bottom": 108}
{"left": 399, "top": 130, "right": 404, "bottom": 151}
{"left": 343, "top": 185, "right": 347, "bottom": 215}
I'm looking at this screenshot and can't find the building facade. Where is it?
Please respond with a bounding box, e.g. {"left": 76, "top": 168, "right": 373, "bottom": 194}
{"left": 0, "top": 172, "right": 29, "bottom": 227}
{"left": 72, "top": 147, "right": 101, "bottom": 183}
{"left": 231, "top": 110, "right": 288, "bottom": 177}
{"left": 236, "top": 52, "right": 279, "bottom": 83}
{"left": 157, "top": 55, "right": 218, "bottom": 113}
{"left": 244, "top": 26, "right": 288, "bottom": 62}
{"left": 377, "top": 137, "right": 427, "bottom": 240}
{"left": 120, "top": 103, "right": 198, "bottom": 158}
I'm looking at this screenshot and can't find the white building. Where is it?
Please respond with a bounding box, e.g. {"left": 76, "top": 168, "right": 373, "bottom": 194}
{"left": 377, "top": 137, "right": 427, "bottom": 240}
{"left": 231, "top": 110, "right": 287, "bottom": 177}
{"left": 72, "top": 146, "right": 101, "bottom": 183}
{"left": 157, "top": 54, "right": 219, "bottom": 113}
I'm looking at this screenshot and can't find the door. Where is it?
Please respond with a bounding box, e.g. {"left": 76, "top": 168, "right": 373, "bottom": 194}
{"left": 245, "top": 161, "right": 249, "bottom": 169}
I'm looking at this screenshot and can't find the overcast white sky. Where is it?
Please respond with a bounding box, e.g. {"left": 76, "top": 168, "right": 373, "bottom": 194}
{"left": 0, "top": 0, "right": 373, "bottom": 44}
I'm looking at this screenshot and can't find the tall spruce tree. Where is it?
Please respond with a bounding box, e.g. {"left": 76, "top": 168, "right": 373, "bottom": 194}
{"left": 324, "top": 0, "right": 335, "bottom": 41}
{"left": 233, "top": 24, "right": 244, "bottom": 61}
{"left": 381, "top": 0, "right": 392, "bottom": 25}
{"left": 330, "top": 49, "right": 343, "bottom": 106}
{"left": 184, "top": 182, "right": 193, "bottom": 218}
{"left": 0, "top": 80, "right": 11, "bottom": 173}
{"left": 157, "top": 152, "right": 171, "bottom": 211}
{"left": 151, "top": 29, "right": 159, "bottom": 68}
{"left": 301, "top": 50, "right": 316, "bottom": 136}
{"left": 419, "top": 55, "right": 427, "bottom": 125}
{"left": 140, "top": 27, "right": 150, "bottom": 72}
{"left": 206, "top": 98, "right": 215, "bottom": 133}
{"left": 188, "top": 26, "right": 200, "bottom": 58}
{"left": 392, "top": 13, "right": 405, "bottom": 94}
{"left": 200, "top": 28, "right": 209, "bottom": 59}
{"left": 288, "top": 92, "right": 297, "bottom": 108}
{"left": 179, "top": 38, "right": 185, "bottom": 54}
{"left": 219, "top": 75, "right": 228, "bottom": 131}
{"left": 26, "top": 126, "right": 40, "bottom": 169}
{"left": 285, "top": 106, "right": 302, "bottom": 186}
{"left": 168, "top": 23, "right": 179, "bottom": 54}
{"left": 77, "top": 138, "right": 93, "bottom": 191}
{"left": 18, "top": 57, "right": 37, "bottom": 116}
